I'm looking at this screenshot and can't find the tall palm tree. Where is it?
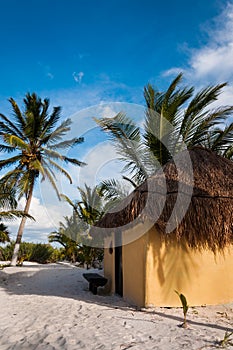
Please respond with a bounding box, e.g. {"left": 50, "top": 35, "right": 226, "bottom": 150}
{"left": 95, "top": 74, "right": 233, "bottom": 186}
{"left": 0, "top": 93, "right": 85, "bottom": 265}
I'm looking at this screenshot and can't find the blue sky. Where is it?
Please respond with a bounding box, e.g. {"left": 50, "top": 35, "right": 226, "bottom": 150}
{"left": 1, "top": 0, "right": 233, "bottom": 243}
{"left": 0, "top": 0, "right": 226, "bottom": 103}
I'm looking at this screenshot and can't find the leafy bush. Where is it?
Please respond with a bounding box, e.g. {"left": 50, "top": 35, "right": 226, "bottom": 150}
{"left": 0, "top": 241, "right": 14, "bottom": 261}
{"left": 29, "top": 244, "right": 55, "bottom": 263}
{"left": 0, "top": 241, "right": 64, "bottom": 264}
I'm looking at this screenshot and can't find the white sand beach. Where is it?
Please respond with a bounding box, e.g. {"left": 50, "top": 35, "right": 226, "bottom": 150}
{"left": 0, "top": 263, "right": 232, "bottom": 350}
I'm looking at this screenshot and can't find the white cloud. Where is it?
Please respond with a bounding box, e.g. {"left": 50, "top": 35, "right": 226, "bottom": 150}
{"left": 6, "top": 186, "right": 73, "bottom": 242}
{"left": 189, "top": 44, "right": 233, "bottom": 82}
{"left": 8, "top": 195, "right": 70, "bottom": 230}
{"left": 77, "top": 142, "right": 122, "bottom": 187}
{"left": 188, "top": 2, "right": 233, "bottom": 81}
{"left": 72, "top": 71, "right": 84, "bottom": 83}
{"left": 47, "top": 72, "right": 54, "bottom": 80}
{"left": 163, "top": 2, "right": 233, "bottom": 108}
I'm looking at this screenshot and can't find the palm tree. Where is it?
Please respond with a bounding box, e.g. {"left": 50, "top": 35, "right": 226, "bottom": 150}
{"left": 0, "top": 93, "right": 85, "bottom": 265}
{"left": 61, "top": 185, "right": 107, "bottom": 266}
{"left": 62, "top": 184, "right": 106, "bottom": 226}
{"left": 49, "top": 217, "right": 80, "bottom": 263}
{"left": 144, "top": 73, "right": 233, "bottom": 161}
{"left": 95, "top": 74, "right": 233, "bottom": 186}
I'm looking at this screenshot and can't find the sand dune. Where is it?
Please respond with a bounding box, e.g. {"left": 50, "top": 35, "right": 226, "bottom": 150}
{"left": 0, "top": 263, "right": 232, "bottom": 349}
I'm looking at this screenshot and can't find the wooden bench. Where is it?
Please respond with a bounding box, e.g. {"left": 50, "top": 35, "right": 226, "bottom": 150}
{"left": 83, "top": 273, "right": 108, "bottom": 295}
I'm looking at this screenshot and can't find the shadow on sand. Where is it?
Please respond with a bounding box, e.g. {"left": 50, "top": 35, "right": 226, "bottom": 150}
{"left": 0, "top": 263, "right": 232, "bottom": 334}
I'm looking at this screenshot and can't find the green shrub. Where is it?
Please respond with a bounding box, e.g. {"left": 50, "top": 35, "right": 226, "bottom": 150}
{"left": 0, "top": 241, "right": 65, "bottom": 264}
{"left": 29, "top": 244, "right": 53, "bottom": 264}
{"left": 0, "top": 241, "right": 14, "bottom": 261}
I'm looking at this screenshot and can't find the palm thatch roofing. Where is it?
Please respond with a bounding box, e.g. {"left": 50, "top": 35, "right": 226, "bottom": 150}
{"left": 90, "top": 147, "right": 233, "bottom": 251}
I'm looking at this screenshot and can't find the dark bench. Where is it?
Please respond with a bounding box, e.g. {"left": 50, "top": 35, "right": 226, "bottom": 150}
{"left": 83, "top": 273, "right": 108, "bottom": 295}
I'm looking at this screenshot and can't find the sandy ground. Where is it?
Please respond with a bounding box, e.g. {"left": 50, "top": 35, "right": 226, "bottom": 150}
{"left": 0, "top": 263, "right": 232, "bottom": 350}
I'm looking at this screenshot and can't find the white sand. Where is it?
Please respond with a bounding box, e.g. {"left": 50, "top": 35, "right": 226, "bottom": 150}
{"left": 0, "top": 263, "right": 232, "bottom": 350}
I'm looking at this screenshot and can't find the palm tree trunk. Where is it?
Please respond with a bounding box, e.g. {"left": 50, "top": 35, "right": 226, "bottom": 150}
{"left": 11, "top": 181, "right": 34, "bottom": 266}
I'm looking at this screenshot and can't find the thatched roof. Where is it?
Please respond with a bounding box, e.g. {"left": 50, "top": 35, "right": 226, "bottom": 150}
{"left": 90, "top": 147, "right": 233, "bottom": 251}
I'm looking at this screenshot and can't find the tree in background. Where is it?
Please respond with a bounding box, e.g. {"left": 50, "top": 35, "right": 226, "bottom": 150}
{"left": 59, "top": 185, "right": 107, "bottom": 267}
{"left": 48, "top": 214, "right": 84, "bottom": 263}
{"left": 0, "top": 93, "right": 85, "bottom": 265}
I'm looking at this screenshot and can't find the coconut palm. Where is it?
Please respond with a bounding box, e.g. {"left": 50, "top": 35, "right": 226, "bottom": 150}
{"left": 95, "top": 74, "right": 233, "bottom": 186}
{"left": 61, "top": 185, "right": 107, "bottom": 265}
{"left": 62, "top": 184, "right": 106, "bottom": 226}
{"left": 0, "top": 93, "right": 85, "bottom": 265}
{"left": 49, "top": 217, "right": 80, "bottom": 263}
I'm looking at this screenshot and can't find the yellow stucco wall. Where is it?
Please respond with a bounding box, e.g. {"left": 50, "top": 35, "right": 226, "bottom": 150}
{"left": 122, "top": 225, "right": 148, "bottom": 307}
{"left": 145, "top": 228, "right": 233, "bottom": 307}
{"left": 104, "top": 225, "right": 233, "bottom": 307}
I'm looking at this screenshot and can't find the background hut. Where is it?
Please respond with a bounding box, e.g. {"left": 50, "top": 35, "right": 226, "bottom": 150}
{"left": 91, "top": 147, "right": 233, "bottom": 307}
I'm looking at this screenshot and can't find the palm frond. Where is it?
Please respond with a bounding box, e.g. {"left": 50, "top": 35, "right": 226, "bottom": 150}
{"left": 0, "top": 144, "right": 16, "bottom": 153}
{"left": 43, "top": 148, "right": 86, "bottom": 166}
{"left": 3, "top": 134, "right": 29, "bottom": 150}
{"left": 43, "top": 167, "right": 60, "bottom": 199}
{"left": 40, "top": 106, "right": 61, "bottom": 138}
{"left": 208, "top": 122, "right": 233, "bottom": 153}
{"left": 46, "top": 159, "right": 72, "bottom": 183}
{"left": 99, "top": 178, "right": 128, "bottom": 200}
{"left": 48, "top": 137, "right": 84, "bottom": 150}
{"left": 182, "top": 106, "right": 233, "bottom": 147}
{"left": 8, "top": 97, "right": 26, "bottom": 133}
{"left": 181, "top": 83, "right": 228, "bottom": 140}
{"left": 95, "top": 113, "right": 148, "bottom": 182}
{"left": 0, "top": 166, "right": 24, "bottom": 191}
{"left": 16, "top": 171, "right": 35, "bottom": 199}
{"left": 41, "top": 118, "right": 72, "bottom": 145}
{"left": 144, "top": 83, "right": 163, "bottom": 111}
{"left": 0, "top": 182, "right": 17, "bottom": 209}
{"left": 122, "top": 175, "right": 139, "bottom": 188}
{"left": 0, "top": 110, "right": 24, "bottom": 139}
{"left": 0, "top": 155, "right": 22, "bottom": 170}
{"left": 60, "top": 194, "right": 77, "bottom": 210}
{"left": 0, "top": 210, "right": 34, "bottom": 220}
{"left": 63, "top": 156, "right": 86, "bottom": 166}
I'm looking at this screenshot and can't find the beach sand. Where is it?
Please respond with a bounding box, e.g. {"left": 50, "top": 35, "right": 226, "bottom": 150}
{"left": 0, "top": 262, "right": 232, "bottom": 350}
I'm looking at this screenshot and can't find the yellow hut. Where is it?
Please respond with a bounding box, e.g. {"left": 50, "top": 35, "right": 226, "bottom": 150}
{"left": 91, "top": 148, "right": 233, "bottom": 307}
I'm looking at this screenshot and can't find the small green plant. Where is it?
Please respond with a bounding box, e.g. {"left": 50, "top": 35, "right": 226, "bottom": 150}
{"left": 175, "top": 290, "right": 189, "bottom": 328}
{"left": 218, "top": 331, "right": 233, "bottom": 347}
